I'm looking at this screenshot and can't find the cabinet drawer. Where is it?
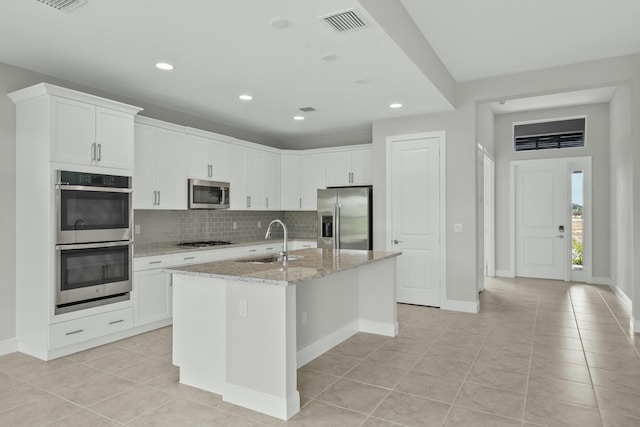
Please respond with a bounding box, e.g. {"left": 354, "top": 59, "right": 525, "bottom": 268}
{"left": 171, "top": 252, "right": 203, "bottom": 266}
{"left": 50, "top": 307, "right": 133, "bottom": 349}
{"left": 133, "top": 255, "right": 173, "bottom": 271}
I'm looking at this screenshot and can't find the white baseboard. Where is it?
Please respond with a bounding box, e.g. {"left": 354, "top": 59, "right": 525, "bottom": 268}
{"left": 0, "top": 338, "right": 18, "bottom": 356}
{"left": 441, "top": 299, "right": 479, "bottom": 314}
{"left": 633, "top": 317, "right": 640, "bottom": 334}
{"left": 608, "top": 284, "right": 632, "bottom": 311}
{"left": 495, "top": 269, "right": 514, "bottom": 278}
{"left": 358, "top": 319, "right": 398, "bottom": 337}
{"left": 224, "top": 381, "right": 300, "bottom": 420}
{"left": 296, "top": 322, "right": 358, "bottom": 368}
{"left": 590, "top": 276, "right": 611, "bottom": 286}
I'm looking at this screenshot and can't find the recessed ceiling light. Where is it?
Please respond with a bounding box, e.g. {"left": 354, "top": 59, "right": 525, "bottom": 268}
{"left": 293, "top": 116, "right": 305, "bottom": 121}
{"left": 390, "top": 103, "right": 403, "bottom": 109}
{"left": 155, "top": 62, "right": 174, "bottom": 71}
{"left": 239, "top": 94, "right": 253, "bottom": 101}
{"left": 270, "top": 17, "right": 289, "bottom": 29}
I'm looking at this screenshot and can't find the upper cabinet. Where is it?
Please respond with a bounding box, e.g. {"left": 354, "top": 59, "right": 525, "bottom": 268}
{"left": 186, "top": 130, "right": 229, "bottom": 181}
{"left": 281, "top": 154, "right": 302, "bottom": 210}
{"left": 263, "top": 151, "right": 281, "bottom": 210}
{"left": 232, "top": 144, "right": 281, "bottom": 210}
{"left": 301, "top": 152, "right": 327, "bottom": 210}
{"left": 325, "top": 146, "right": 372, "bottom": 187}
{"left": 226, "top": 143, "right": 248, "bottom": 210}
{"left": 134, "top": 119, "right": 187, "bottom": 210}
{"left": 9, "top": 83, "right": 142, "bottom": 172}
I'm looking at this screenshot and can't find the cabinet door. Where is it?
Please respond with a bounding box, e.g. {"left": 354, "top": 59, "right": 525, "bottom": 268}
{"left": 301, "top": 153, "right": 326, "bottom": 210}
{"left": 246, "top": 149, "right": 264, "bottom": 209}
{"left": 134, "top": 269, "right": 172, "bottom": 326}
{"left": 95, "top": 107, "right": 134, "bottom": 170}
{"left": 351, "top": 149, "right": 372, "bottom": 185}
{"left": 186, "top": 134, "right": 210, "bottom": 179}
{"left": 263, "top": 152, "right": 281, "bottom": 210}
{"left": 51, "top": 97, "right": 95, "bottom": 166}
{"left": 155, "top": 128, "right": 187, "bottom": 210}
{"left": 325, "top": 151, "right": 352, "bottom": 187}
{"left": 208, "top": 139, "right": 228, "bottom": 180}
{"left": 281, "top": 154, "right": 302, "bottom": 210}
{"left": 227, "top": 144, "right": 247, "bottom": 210}
{"left": 133, "top": 123, "right": 157, "bottom": 209}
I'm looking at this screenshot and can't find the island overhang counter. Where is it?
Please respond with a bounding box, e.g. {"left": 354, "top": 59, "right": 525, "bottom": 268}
{"left": 168, "top": 247, "right": 401, "bottom": 420}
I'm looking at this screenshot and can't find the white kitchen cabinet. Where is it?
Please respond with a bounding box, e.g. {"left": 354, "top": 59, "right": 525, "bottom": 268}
{"left": 187, "top": 132, "right": 228, "bottom": 181}
{"left": 325, "top": 147, "right": 372, "bottom": 187}
{"left": 264, "top": 151, "right": 281, "bottom": 210}
{"left": 290, "top": 241, "right": 317, "bottom": 250}
{"left": 134, "top": 120, "right": 187, "bottom": 210}
{"left": 246, "top": 148, "right": 265, "bottom": 209}
{"left": 51, "top": 96, "right": 136, "bottom": 170}
{"left": 49, "top": 308, "right": 134, "bottom": 349}
{"left": 281, "top": 154, "right": 302, "bottom": 210}
{"left": 133, "top": 269, "right": 172, "bottom": 327}
{"left": 301, "top": 152, "right": 326, "bottom": 210}
{"left": 226, "top": 144, "right": 248, "bottom": 210}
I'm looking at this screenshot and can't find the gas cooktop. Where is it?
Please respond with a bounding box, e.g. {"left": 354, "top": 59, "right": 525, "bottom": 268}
{"left": 177, "top": 240, "right": 233, "bottom": 248}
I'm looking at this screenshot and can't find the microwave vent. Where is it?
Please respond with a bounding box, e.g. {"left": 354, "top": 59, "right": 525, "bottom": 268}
{"left": 320, "top": 9, "right": 367, "bottom": 33}
{"left": 36, "top": 0, "right": 86, "bottom": 12}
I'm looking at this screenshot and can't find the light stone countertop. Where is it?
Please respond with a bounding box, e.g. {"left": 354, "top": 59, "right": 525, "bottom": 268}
{"left": 167, "top": 248, "right": 401, "bottom": 286}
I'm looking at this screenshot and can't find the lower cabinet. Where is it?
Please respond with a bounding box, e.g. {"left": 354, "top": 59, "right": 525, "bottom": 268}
{"left": 133, "top": 268, "right": 172, "bottom": 327}
{"left": 49, "top": 307, "right": 133, "bottom": 349}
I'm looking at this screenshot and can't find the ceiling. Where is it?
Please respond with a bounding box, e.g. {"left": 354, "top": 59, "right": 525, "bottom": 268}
{"left": 1, "top": 0, "right": 639, "bottom": 149}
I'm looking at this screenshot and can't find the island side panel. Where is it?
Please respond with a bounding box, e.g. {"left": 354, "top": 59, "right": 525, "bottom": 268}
{"left": 224, "top": 281, "right": 299, "bottom": 420}
{"left": 358, "top": 257, "right": 398, "bottom": 336}
{"left": 172, "top": 275, "right": 226, "bottom": 394}
{"left": 295, "top": 268, "right": 360, "bottom": 367}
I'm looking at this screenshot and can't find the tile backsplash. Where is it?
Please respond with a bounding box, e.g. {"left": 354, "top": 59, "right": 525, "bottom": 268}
{"left": 134, "top": 210, "right": 317, "bottom": 246}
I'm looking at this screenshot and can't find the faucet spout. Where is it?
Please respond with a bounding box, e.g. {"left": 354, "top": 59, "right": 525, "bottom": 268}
{"left": 265, "top": 219, "right": 288, "bottom": 263}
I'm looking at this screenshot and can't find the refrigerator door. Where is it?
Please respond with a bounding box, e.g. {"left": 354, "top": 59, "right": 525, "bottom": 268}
{"left": 317, "top": 189, "right": 337, "bottom": 249}
{"left": 337, "top": 187, "right": 371, "bottom": 250}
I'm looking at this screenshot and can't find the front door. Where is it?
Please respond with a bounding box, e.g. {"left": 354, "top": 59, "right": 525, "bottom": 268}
{"left": 390, "top": 135, "right": 442, "bottom": 306}
{"left": 514, "top": 159, "right": 569, "bottom": 280}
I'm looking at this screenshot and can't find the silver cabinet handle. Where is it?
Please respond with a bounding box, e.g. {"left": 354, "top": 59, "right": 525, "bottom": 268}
{"left": 246, "top": 196, "right": 251, "bottom": 208}
{"left": 183, "top": 256, "right": 195, "bottom": 260}
{"left": 65, "top": 329, "right": 84, "bottom": 336}
{"left": 91, "top": 143, "right": 96, "bottom": 161}
{"left": 108, "top": 319, "right": 124, "bottom": 325}
{"left": 265, "top": 197, "right": 269, "bottom": 209}
{"left": 299, "top": 197, "right": 302, "bottom": 209}
{"left": 208, "top": 164, "right": 212, "bottom": 177}
{"left": 266, "top": 247, "right": 274, "bottom": 251}
{"left": 248, "top": 249, "right": 257, "bottom": 253}
{"left": 157, "top": 191, "right": 160, "bottom": 205}
{"left": 153, "top": 191, "right": 157, "bottom": 205}
{"left": 97, "top": 143, "right": 102, "bottom": 161}
{"left": 393, "top": 239, "right": 403, "bottom": 244}
{"left": 148, "top": 260, "right": 162, "bottom": 265}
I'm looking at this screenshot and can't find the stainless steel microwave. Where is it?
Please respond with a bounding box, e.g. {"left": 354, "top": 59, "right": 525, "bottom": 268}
{"left": 188, "top": 179, "right": 230, "bottom": 209}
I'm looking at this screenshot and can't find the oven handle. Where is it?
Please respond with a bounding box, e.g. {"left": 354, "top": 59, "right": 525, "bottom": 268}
{"left": 56, "top": 240, "right": 133, "bottom": 251}
{"left": 56, "top": 184, "right": 132, "bottom": 193}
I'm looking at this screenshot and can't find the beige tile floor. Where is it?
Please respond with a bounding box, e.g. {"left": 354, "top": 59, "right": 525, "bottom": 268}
{"left": 1, "top": 276, "right": 639, "bottom": 426}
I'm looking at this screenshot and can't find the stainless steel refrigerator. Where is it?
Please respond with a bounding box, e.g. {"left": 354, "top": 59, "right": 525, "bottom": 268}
{"left": 317, "top": 187, "right": 372, "bottom": 250}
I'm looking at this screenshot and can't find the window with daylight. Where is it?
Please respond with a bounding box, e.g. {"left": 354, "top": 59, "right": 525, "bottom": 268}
{"left": 514, "top": 117, "right": 585, "bottom": 152}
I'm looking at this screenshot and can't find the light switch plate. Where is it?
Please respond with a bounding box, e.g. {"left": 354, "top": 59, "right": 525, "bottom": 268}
{"left": 453, "top": 223, "right": 463, "bottom": 233}
{"left": 134, "top": 224, "right": 141, "bottom": 234}
{"left": 257, "top": 221, "right": 261, "bottom": 229}
{"left": 233, "top": 222, "right": 237, "bottom": 230}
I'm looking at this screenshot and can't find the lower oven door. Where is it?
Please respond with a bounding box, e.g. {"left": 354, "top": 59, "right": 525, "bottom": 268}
{"left": 56, "top": 241, "right": 132, "bottom": 310}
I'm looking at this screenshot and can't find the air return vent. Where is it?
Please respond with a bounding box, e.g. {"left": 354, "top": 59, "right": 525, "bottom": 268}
{"left": 37, "top": 0, "right": 85, "bottom": 12}
{"left": 321, "top": 9, "right": 367, "bottom": 33}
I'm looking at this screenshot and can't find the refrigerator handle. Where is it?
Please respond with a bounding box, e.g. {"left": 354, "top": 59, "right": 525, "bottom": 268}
{"left": 334, "top": 203, "right": 340, "bottom": 250}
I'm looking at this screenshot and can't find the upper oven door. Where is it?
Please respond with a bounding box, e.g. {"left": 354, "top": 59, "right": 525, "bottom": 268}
{"left": 189, "top": 179, "right": 230, "bottom": 209}
{"left": 57, "top": 184, "right": 132, "bottom": 244}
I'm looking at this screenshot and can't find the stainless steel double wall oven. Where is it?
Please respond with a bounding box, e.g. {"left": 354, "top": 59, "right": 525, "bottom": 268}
{"left": 55, "top": 170, "right": 133, "bottom": 314}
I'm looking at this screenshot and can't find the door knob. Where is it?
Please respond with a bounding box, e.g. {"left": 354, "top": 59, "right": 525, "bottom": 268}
{"left": 393, "top": 239, "right": 402, "bottom": 244}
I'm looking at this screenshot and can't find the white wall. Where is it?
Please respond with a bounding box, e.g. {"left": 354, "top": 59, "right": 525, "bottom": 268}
{"left": 609, "top": 85, "right": 633, "bottom": 299}
{"left": 493, "top": 103, "right": 610, "bottom": 278}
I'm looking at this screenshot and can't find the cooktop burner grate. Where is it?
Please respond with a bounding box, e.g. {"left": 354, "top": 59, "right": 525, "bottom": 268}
{"left": 177, "top": 240, "right": 233, "bottom": 248}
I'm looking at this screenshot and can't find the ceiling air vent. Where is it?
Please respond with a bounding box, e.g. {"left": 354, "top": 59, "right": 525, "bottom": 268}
{"left": 299, "top": 107, "right": 317, "bottom": 113}
{"left": 321, "top": 9, "right": 367, "bottom": 33}
{"left": 36, "top": 0, "right": 86, "bottom": 12}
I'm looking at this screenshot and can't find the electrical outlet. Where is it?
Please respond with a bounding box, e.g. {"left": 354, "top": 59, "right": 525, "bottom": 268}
{"left": 454, "top": 223, "right": 463, "bottom": 233}
{"left": 239, "top": 300, "right": 248, "bottom": 318}
{"left": 134, "top": 224, "right": 141, "bottom": 234}
{"left": 233, "top": 222, "right": 237, "bottom": 230}
{"left": 301, "top": 312, "right": 308, "bottom": 325}
{"left": 257, "top": 221, "right": 261, "bottom": 229}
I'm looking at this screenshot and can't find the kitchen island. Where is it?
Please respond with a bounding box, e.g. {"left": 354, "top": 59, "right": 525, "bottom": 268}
{"left": 168, "top": 247, "right": 400, "bottom": 420}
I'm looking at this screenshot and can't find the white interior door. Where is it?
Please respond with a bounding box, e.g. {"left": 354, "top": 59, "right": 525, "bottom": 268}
{"left": 390, "top": 136, "right": 441, "bottom": 307}
{"left": 484, "top": 155, "right": 495, "bottom": 278}
{"left": 515, "top": 159, "right": 569, "bottom": 280}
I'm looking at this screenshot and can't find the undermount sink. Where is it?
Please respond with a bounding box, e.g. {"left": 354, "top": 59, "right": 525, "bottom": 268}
{"left": 238, "top": 255, "right": 304, "bottom": 264}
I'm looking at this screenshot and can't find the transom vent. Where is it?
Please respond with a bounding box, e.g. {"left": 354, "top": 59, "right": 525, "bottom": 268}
{"left": 321, "top": 9, "right": 367, "bottom": 33}
{"left": 36, "top": 0, "right": 85, "bottom": 12}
